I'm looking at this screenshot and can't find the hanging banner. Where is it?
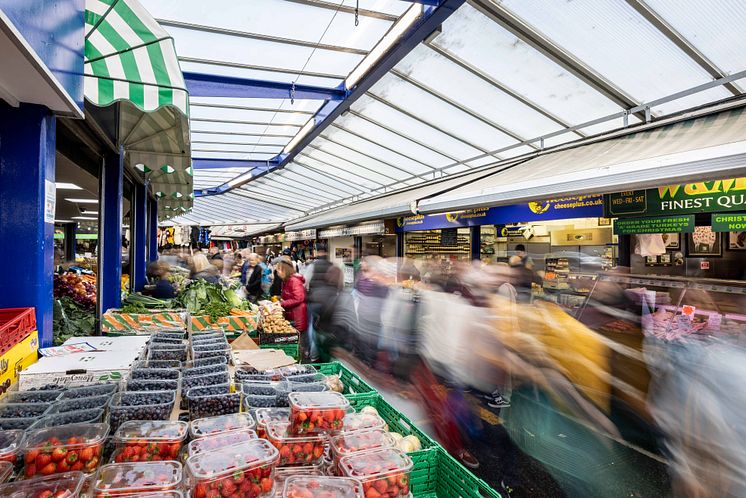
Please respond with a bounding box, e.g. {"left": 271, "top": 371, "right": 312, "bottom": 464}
{"left": 604, "top": 178, "right": 746, "bottom": 218}
{"left": 396, "top": 195, "right": 603, "bottom": 233}
{"left": 284, "top": 229, "right": 316, "bottom": 242}
{"left": 613, "top": 215, "right": 695, "bottom": 235}
{"left": 711, "top": 213, "right": 746, "bottom": 232}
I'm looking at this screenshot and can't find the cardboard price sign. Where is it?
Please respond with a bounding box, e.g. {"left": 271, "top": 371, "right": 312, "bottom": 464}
{"left": 613, "top": 215, "right": 695, "bottom": 235}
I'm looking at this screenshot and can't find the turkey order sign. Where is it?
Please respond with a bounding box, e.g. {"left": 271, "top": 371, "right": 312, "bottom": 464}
{"left": 613, "top": 215, "right": 695, "bottom": 235}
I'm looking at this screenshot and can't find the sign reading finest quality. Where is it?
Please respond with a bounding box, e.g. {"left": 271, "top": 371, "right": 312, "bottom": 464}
{"left": 711, "top": 213, "right": 746, "bottom": 232}
{"left": 613, "top": 215, "right": 695, "bottom": 235}
{"left": 605, "top": 178, "right": 746, "bottom": 217}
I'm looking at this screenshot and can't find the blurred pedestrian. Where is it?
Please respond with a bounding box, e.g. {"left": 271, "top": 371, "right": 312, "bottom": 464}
{"left": 190, "top": 253, "right": 220, "bottom": 284}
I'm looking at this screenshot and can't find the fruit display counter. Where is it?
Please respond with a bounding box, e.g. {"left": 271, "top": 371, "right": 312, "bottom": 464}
{"left": 0, "top": 328, "right": 499, "bottom": 497}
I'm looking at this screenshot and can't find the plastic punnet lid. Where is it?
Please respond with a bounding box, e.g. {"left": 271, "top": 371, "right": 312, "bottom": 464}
{"left": 341, "top": 413, "right": 386, "bottom": 433}
{"left": 94, "top": 461, "right": 182, "bottom": 495}
{"left": 0, "top": 429, "right": 24, "bottom": 459}
{"left": 283, "top": 476, "right": 364, "bottom": 498}
{"left": 0, "top": 471, "right": 87, "bottom": 497}
{"left": 185, "top": 438, "right": 279, "bottom": 481}
{"left": 331, "top": 430, "right": 395, "bottom": 457}
{"left": 266, "top": 421, "right": 324, "bottom": 444}
{"left": 253, "top": 407, "right": 291, "bottom": 428}
{"left": 189, "top": 412, "right": 256, "bottom": 438}
{"left": 339, "top": 448, "right": 413, "bottom": 481}
{"left": 187, "top": 429, "right": 258, "bottom": 457}
{"left": 25, "top": 422, "right": 109, "bottom": 451}
{"left": 0, "top": 461, "right": 12, "bottom": 483}
{"left": 279, "top": 365, "right": 317, "bottom": 377}
{"left": 114, "top": 420, "right": 188, "bottom": 443}
{"left": 288, "top": 392, "right": 349, "bottom": 411}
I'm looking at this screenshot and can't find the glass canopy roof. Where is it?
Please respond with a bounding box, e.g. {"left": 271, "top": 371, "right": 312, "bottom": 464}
{"left": 156, "top": 0, "right": 746, "bottom": 227}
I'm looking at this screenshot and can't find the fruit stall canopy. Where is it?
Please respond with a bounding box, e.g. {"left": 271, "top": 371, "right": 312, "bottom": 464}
{"left": 85, "top": 0, "right": 192, "bottom": 216}
{"left": 150, "top": 0, "right": 746, "bottom": 227}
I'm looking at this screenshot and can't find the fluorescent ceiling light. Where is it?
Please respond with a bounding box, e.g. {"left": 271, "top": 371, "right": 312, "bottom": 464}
{"left": 54, "top": 219, "right": 73, "bottom": 223}
{"left": 66, "top": 198, "right": 98, "bottom": 204}
{"left": 282, "top": 119, "right": 315, "bottom": 155}
{"left": 55, "top": 182, "right": 82, "bottom": 190}
{"left": 81, "top": 211, "right": 99, "bottom": 215}
{"left": 227, "top": 171, "right": 253, "bottom": 188}
{"left": 345, "top": 4, "right": 423, "bottom": 88}
{"left": 72, "top": 216, "right": 97, "bottom": 220}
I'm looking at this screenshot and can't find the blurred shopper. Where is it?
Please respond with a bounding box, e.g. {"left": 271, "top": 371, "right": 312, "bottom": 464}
{"left": 190, "top": 253, "right": 220, "bottom": 284}
{"left": 244, "top": 253, "right": 263, "bottom": 303}
{"left": 147, "top": 261, "right": 177, "bottom": 299}
{"left": 276, "top": 259, "right": 309, "bottom": 359}
{"left": 305, "top": 245, "right": 334, "bottom": 362}
{"left": 260, "top": 255, "right": 272, "bottom": 297}
{"left": 353, "top": 256, "right": 389, "bottom": 364}
{"left": 508, "top": 255, "right": 533, "bottom": 304}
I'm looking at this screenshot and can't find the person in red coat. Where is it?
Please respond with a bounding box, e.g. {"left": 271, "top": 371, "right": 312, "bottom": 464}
{"left": 277, "top": 259, "right": 308, "bottom": 333}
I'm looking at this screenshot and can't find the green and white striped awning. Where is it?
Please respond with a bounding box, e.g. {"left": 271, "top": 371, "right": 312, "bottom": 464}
{"left": 84, "top": 0, "right": 192, "bottom": 216}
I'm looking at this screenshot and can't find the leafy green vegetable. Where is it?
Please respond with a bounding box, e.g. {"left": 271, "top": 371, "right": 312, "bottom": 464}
{"left": 204, "top": 302, "right": 232, "bottom": 321}
{"left": 53, "top": 297, "right": 95, "bottom": 345}
{"left": 176, "top": 279, "right": 248, "bottom": 317}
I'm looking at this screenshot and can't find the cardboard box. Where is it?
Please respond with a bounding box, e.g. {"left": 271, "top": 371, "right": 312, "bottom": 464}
{"left": 19, "top": 348, "right": 141, "bottom": 390}
{"left": 0, "top": 331, "right": 39, "bottom": 396}
{"left": 62, "top": 335, "right": 150, "bottom": 353}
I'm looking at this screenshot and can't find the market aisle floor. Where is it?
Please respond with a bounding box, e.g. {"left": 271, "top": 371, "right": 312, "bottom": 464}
{"left": 335, "top": 352, "right": 567, "bottom": 498}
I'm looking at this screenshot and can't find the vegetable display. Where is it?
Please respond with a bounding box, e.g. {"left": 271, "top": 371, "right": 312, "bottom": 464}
{"left": 54, "top": 273, "right": 95, "bottom": 310}
{"left": 177, "top": 280, "right": 248, "bottom": 317}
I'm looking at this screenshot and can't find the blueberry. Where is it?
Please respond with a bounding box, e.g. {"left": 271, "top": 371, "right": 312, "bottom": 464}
{"left": 125, "top": 379, "right": 178, "bottom": 392}
{"left": 49, "top": 394, "right": 110, "bottom": 413}
{"left": 4, "top": 390, "right": 62, "bottom": 403}
{"left": 188, "top": 393, "right": 241, "bottom": 419}
{"left": 0, "top": 403, "right": 50, "bottom": 418}
{"left": 59, "top": 383, "right": 118, "bottom": 400}
{"left": 131, "top": 368, "right": 180, "bottom": 381}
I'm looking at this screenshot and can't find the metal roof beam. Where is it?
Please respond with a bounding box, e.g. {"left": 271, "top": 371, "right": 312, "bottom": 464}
{"left": 469, "top": 0, "right": 645, "bottom": 120}
{"left": 390, "top": 69, "right": 538, "bottom": 149}
{"left": 305, "top": 144, "right": 401, "bottom": 183}
{"left": 365, "top": 90, "right": 499, "bottom": 159}
{"left": 192, "top": 141, "right": 285, "bottom": 148}
{"left": 180, "top": 57, "right": 345, "bottom": 82}
{"left": 347, "top": 109, "right": 459, "bottom": 162}
{"left": 217, "top": 0, "right": 466, "bottom": 190}
{"left": 192, "top": 158, "right": 275, "bottom": 170}
{"left": 329, "top": 121, "right": 437, "bottom": 170}
{"left": 192, "top": 130, "right": 296, "bottom": 139}
{"left": 234, "top": 188, "right": 317, "bottom": 210}
{"left": 425, "top": 42, "right": 585, "bottom": 138}
{"left": 192, "top": 148, "right": 281, "bottom": 155}
{"left": 281, "top": 0, "right": 398, "bottom": 21}
{"left": 184, "top": 71, "right": 347, "bottom": 100}
{"left": 157, "top": 19, "right": 368, "bottom": 55}
{"left": 624, "top": 0, "right": 741, "bottom": 96}
{"left": 280, "top": 168, "right": 361, "bottom": 197}
{"left": 292, "top": 158, "right": 377, "bottom": 191}
{"left": 229, "top": 189, "right": 308, "bottom": 212}
{"left": 190, "top": 101, "right": 316, "bottom": 115}
{"left": 317, "top": 133, "right": 419, "bottom": 176}
{"left": 249, "top": 177, "right": 338, "bottom": 202}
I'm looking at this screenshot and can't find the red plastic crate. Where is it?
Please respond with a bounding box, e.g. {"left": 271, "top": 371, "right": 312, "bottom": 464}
{"left": 0, "top": 308, "right": 36, "bottom": 356}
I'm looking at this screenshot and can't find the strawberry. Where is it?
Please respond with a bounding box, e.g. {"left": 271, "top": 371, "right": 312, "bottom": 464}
{"left": 25, "top": 463, "right": 36, "bottom": 477}
{"left": 78, "top": 447, "right": 93, "bottom": 462}
{"left": 36, "top": 453, "right": 52, "bottom": 468}
{"left": 26, "top": 449, "right": 39, "bottom": 464}
{"left": 260, "top": 478, "right": 273, "bottom": 493}
{"left": 71, "top": 461, "right": 84, "bottom": 471}
{"left": 374, "top": 479, "right": 388, "bottom": 494}
{"left": 51, "top": 447, "right": 68, "bottom": 463}
{"left": 39, "top": 462, "right": 57, "bottom": 475}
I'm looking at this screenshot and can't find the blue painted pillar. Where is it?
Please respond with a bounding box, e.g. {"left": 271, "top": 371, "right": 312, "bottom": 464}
{"left": 132, "top": 183, "right": 148, "bottom": 291}
{"left": 98, "top": 148, "right": 123, "bottom": 317}
{"left": 0, "top": 103, "right": 56, "bottom": 346}
{"left": 147, "top": 198, "right": 158, "bottom": 262}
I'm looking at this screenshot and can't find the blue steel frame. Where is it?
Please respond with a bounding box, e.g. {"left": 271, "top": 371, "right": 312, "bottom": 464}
{"left": 132, "top": 182, "right": 148, "bottom": 291}
{"left": 190, "top": 0, "right": 465, "bottom": 194}
{"left": 0, "top": 103, "right": 56, "bottom": 346}
{"left": 98, "top": 148, "right": 124, "bottom": 316}
{"left": 148, "top": 198, "right": 159, "bottom": 263}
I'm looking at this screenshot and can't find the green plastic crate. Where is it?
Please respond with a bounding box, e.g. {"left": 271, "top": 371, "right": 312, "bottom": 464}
{"left": 412, "top": 448, "right": 501, "bottom": 498}
{"left": 347, "top": 394, "right": 438, "bottom": 464}
{"left": 312, "top": 361, "right": 378, "bottom": 403}
{"left": 260, "top": 342, "right": 299, "bottom": 361}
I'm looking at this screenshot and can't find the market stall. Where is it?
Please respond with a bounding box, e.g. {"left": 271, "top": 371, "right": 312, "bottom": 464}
{"left": 0, "top": 321, "right": 496, "bottom": 498}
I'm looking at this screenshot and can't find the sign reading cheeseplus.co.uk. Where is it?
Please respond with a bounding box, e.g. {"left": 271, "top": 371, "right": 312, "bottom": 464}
{"left": 613, "top": 215, "right": 695, "bottom": 235}
{"left": 711, "top": 213, "right": 746, "bottom": 232}
{"left": 396, "top": 195, "right": 603, "bottom": 232}
{"left": 604, "top": 178, "right": 746, "bottom": 217}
